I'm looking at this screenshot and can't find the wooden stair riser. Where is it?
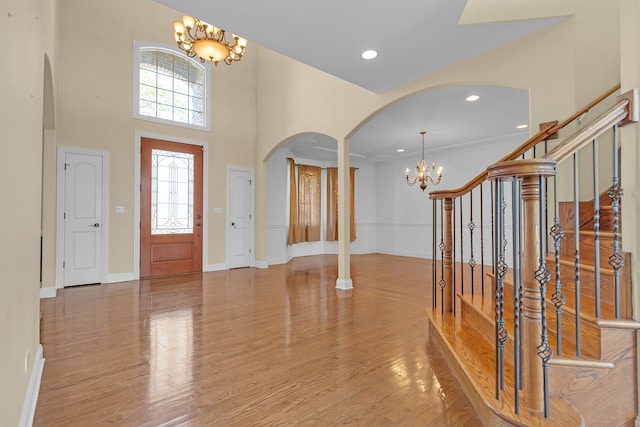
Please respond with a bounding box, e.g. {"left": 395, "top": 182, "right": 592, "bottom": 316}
{"left": 548, "top": 252, "right": 632, "bottom": 319}
{"left": 545, "top": 306, "right": 601, "bottom": 359}
{"left": 548, "top": 327, "right": 638, "bottom": 426}
{"left": 548, "top": 258, "right": 616, "bottom": 310}
{"left": 459, "top": 292, "right": 601, "bottom": 361}
{"left": 558, "top": 193, "right": 615, "bottom": 232}
{"left": 558, "top": 231, "right": 617, "bottom": 266}
{"left": 465, "top": 277, "right": 603, "bottom": 359}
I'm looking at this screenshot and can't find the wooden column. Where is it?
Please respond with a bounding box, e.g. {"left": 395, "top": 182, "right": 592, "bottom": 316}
{"left": 487, "top": 159, "right": 556, "bottom": 414}
{"left": 443, "top": 198, "right": 454, "bottom": 313}
{"left": 520, "top": 175, "right": 544, "bottom": 411}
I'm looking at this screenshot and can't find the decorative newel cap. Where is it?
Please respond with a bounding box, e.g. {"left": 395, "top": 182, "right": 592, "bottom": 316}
{"left": 487, "top": 158, "right": 557, "bottom": 181}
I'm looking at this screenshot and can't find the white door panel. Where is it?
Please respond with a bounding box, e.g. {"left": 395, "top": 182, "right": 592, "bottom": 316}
{"left": 228, "top": 168, "right": 252, "bottom": 268}
{"left": 63, "top": 152, "right": 103, "bottom": 286}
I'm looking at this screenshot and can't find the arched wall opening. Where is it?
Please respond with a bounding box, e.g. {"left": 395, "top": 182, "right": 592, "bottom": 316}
{"left": 261, "top": 84, "right": 530, "bottom": 266}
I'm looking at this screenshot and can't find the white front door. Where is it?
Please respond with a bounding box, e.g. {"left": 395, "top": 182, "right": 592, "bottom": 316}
{"left": 228, "top": 168, "right": 253, "bottom": 269}
{"left": 62, "top": 152, "right": 104, "bottom": 286}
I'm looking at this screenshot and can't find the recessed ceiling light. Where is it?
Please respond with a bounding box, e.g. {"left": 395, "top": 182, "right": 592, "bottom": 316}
{"left": 466, "top": 95, "right": 480, "bottom": 102}
{"left": 396, "top": 148, "right": 405, "bottom": 153}
{"left": 361, "top": 50, "right": 378, "bottom": 60}
{"left": 516, "top": 124, "right": 528, "bottom": 129}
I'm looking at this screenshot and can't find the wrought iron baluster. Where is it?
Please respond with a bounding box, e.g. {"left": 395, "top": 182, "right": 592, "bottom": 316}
{"left": 469, "top": 189, "right": 476, "bottom": 296}
{"left": 440, "top": 200, "right": 446, "bottom": 316}
{"left": 550, "top": 174, "right": 566, "bottom": 356}
{"left": 518, "top": 180, "right": 524, "bottom": 389}
{"left": 593, "top": 138, "right": 601, "bottom": 318}
{"left": 494, "top": 180, "right": 508, "bottom": 397}
{"left": 432, "top": 198, "right": 437, "bottom": 311}
{"left": 511, "top": 177, "right": 521, "bottom": 414}
{"left": 536, "top": 176, "right": 552, "bottom": 419}
{"left": 573, "top": 152, "right": 582, "bottom": 357}
{"left": 480, "top": 183, "right": 485, "bottom": 296}
{"left": 608, "top": 124, "right": 624, "bottom": 319}
{"left": 460, "top": 196, "right": 464, "bottom": 296}
{"left": 453, "top": 199, "right": 457, "bottom": 315}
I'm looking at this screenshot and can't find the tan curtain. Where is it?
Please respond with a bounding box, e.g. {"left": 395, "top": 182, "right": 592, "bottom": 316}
{"left": 297, "top": 165, "right": 322, "bottom": 242}
{"left": 326, "top": 168, "right": 338, "bottom": 241}
{"left": 287, "top": 158, "right": 298, "bottom": 245}
{"left": 326, "top": 167, "right": 356, "bottom": 242}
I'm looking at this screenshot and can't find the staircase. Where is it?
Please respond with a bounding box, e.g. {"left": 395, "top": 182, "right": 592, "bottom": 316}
{"left": 426, "top": 86, "right": 639, "bottom": 426}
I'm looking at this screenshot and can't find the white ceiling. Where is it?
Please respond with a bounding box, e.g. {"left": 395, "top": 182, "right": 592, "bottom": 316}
{"left": 153, "top": 0, "right": 571, "bottom": 162}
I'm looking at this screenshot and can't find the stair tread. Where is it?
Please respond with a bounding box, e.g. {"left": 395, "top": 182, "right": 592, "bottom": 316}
{"left": 482, "top": 272, "right": 619, "bottom": 320}
{"left": 458, "top": 291, "right": 595, "bottom": 359}
{"left": 428, "top": 309, "right": 585, "bottom": 426}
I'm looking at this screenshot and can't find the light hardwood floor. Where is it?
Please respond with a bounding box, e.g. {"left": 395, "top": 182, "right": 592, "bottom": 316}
{"left": 35, "top": 254, "right": 480, "bottom": 426}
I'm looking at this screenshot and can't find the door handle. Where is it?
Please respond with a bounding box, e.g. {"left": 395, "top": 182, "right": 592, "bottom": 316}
{"left": 231, "top": 222, "right": 236, "bottom": 229}
{"left": 90, "top": 223, "right": 100, "bottom": 228}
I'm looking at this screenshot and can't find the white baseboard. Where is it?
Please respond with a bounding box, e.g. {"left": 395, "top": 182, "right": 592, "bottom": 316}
{"left": 253, "top": 260, "right": 269, "bottom": 269}
{"left": 19, "top": 344, "right": 44, "bottom": 427}
{"left": 39, "top": 287, "right": 57, "bottom": 299}
{"left": 335, "top": 278, "right": 353, "bottom": 290}
{"left": 107, "top": 272, "right": 136, "bottom": 283}
{"left": 205, "top": 263, "right": 228, "bottom": 272}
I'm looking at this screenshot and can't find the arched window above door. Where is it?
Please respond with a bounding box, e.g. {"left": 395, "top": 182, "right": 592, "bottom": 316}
{"left": 133, "top": 42, "right": 211, "bottom": 131}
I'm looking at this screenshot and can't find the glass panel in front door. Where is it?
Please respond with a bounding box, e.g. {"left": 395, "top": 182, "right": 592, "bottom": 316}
{"left": 151, "top": 149, "right": 194, "bottom": 234}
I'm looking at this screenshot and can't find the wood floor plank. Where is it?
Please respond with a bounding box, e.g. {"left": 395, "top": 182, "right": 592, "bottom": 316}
{"left": 35, "top": 254, "right": 480, "bottom": 426}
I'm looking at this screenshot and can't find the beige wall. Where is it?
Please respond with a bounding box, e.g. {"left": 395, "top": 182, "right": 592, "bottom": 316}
{"left": 1, "top": 0, "right": 56, "bottom": 424}
{"left": 52, "top": 0, "right": 257, "bottom": 278}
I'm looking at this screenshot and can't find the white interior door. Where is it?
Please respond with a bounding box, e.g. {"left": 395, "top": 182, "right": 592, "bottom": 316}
{"left": 63, "top": 152, "right": 104, "bottom": 286}
{"left": 228, "top": 168, "right": 252, "bottom": 269}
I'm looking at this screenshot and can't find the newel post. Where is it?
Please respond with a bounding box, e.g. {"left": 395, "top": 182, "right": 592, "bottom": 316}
{"left": 487, "top": 159, "right": 556, "bottom": 414}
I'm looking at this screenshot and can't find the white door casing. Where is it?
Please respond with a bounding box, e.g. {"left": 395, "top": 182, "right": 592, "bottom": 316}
{"left": 227, "top": 167, "right": 254, "bottom": 269}
{"left": 58, "top": 149, "right": 108, "bottom": 287}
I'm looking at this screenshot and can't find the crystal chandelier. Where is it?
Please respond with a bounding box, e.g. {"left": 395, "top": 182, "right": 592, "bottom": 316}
{"left": 173, "top": 16, "right": 247, "bottom": 65}
{"left": 405, "top": 131, "right": 442, "bottom": 191}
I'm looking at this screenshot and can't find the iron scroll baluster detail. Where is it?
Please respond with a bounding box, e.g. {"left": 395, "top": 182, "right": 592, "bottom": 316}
{"left": 495, "top": 180, "right": 508, "bottom": 396}
{"left": 439, "top": 200, "right": 446, "bottom": 316}
{"left": 549, "top": 219, "right": 566, "bottom": 355}
{"left": 537, "top": 176, "right": 552, "bottom": 419}
{"left": 608, "top": 123, "right": 623, "bottom": 319}
{"left": 432, "top": 198, "right": 437, "bottom": 311}
{"left": 607, "top": 182, "right": 624, "bottom": 318}
{"left": 468, "top": 189, "right": 476, "bottom": 296}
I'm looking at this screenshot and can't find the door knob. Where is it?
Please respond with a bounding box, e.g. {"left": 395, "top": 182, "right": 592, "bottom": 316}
{"left": 90, "top": 223, "right": 100, "bottom": 228}
{"left": 231, "top": 222, "right": 236, "bottom": 229}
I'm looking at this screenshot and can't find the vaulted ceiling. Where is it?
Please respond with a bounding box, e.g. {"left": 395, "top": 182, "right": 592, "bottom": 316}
{"left": 154, "top": 0, "right": 575, "bottom": 161}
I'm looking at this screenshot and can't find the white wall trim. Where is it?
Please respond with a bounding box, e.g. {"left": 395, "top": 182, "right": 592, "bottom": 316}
{"left": 254, "top": 260, "right": 269, "bottom": 269}
{"left": 205, "top": 263, "right": 228, "bottom": 272}
{"left": 19, "top": 344, "right": 44, "bottom": 427}
{"left": 56, "top": 147, "right": 110, "bottom": 287}
{"left": 107, "top": 272, "right": 137, "bottom": 283}
{"left": 39, "top": 287, "right": 57, "bottom": 299}
{"left": 134, "top": 132, "right": 210, "bottom": 279}
{"left": 335, "top": 278, "right": 353, "bottom": 290}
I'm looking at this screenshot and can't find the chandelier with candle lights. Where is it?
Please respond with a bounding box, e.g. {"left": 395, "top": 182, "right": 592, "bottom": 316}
{"left": 173, "top": 16, "right": 247, "bottom": 65}
{"left": 405, "top": 131, "right": 443, "bottom": 191}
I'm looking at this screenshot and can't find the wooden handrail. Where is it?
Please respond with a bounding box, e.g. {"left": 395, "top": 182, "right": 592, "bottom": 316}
{"left": 429, "top": 84, "right": 621, "bottom": 200}
{"left": 544, "top": 99, "right": 629, "bottom": 163}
